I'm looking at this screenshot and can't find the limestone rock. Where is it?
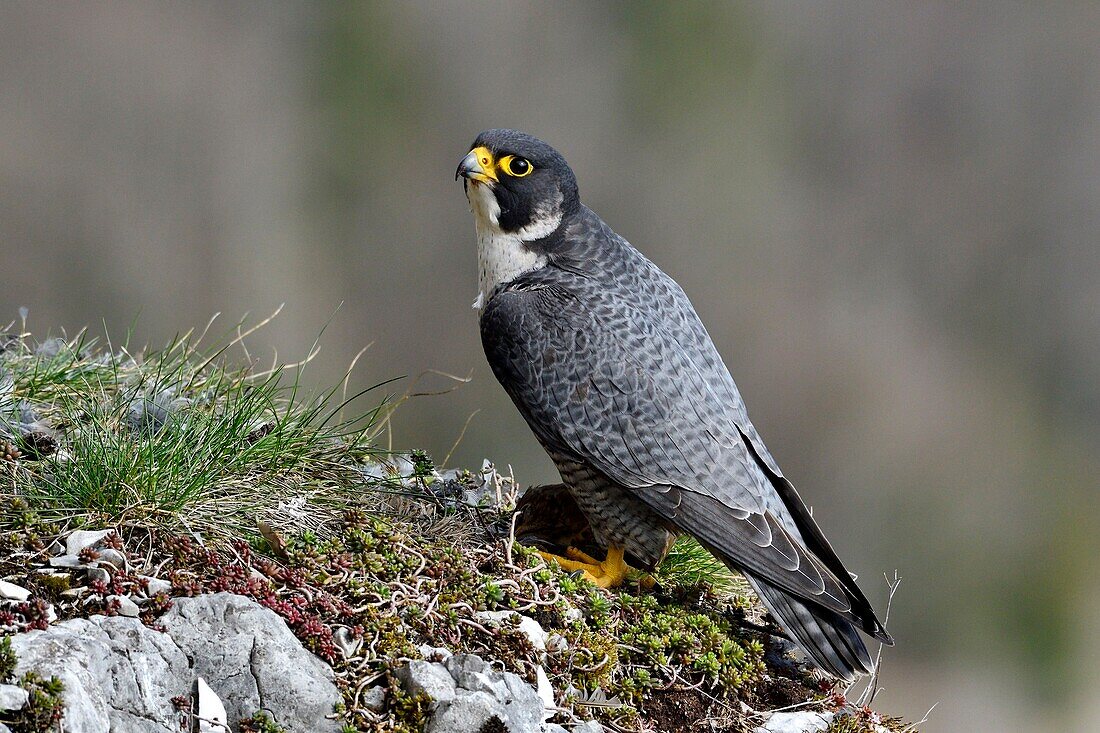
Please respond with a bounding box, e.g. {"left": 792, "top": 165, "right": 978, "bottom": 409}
{"left": 418, "top": 644, "right": 452, "bottom": 661}
{"left": 398, "top": 659, "right": 457, "bottom": 704}
{"left": 10, "top": 614, "right": 189, "bottom": 732}
{"left": 362, "top": 685, "right": 387, "bottom": 712}
{"left": 85, "top": 567, "right": 111, "bottom": 585}
{"left": 140, "top": 576, "right": 173, "bottom": 596}
{"left": 161, "top": 593, "right": 341, "bottom": 732}
{"left": 95, "top": 548, "right": 127, "bottom": 571}
{"left": 7, "top": 592, "right": 340, "bottom": 733}
{"left": 427, "top": 690, "right": 501, "bottom": 733}
{"left": 399, "top": 653, "right": 557, "bottom": 733}
{"left": 48, "top": 555, "right": 83, "bottom": 569}
{"left": 332, "top": 626, "right": 361, "bottom": 658}
{"left": 535, "top": 665, "right": 555, "bottom": 709}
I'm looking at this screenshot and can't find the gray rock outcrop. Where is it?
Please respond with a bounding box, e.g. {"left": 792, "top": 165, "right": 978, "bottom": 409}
{"left": 397, "top": 652, "right": 603, "bottom": 733}
{"left": 8, "top": 592, "right": 340, "bottom": 733}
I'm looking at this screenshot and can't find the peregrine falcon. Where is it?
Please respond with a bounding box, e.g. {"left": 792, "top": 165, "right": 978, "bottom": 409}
{"left": 456, "top": 129, "right": 893, "bottom": 680}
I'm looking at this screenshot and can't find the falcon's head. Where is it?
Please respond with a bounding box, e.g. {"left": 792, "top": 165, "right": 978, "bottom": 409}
{"left": 456, "top": 129, "right": 579, "bottom": 239}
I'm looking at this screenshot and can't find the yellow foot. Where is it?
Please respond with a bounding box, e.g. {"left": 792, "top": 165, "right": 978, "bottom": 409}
{"left": 539, "top": 546, "right": 630, "bottom": 588}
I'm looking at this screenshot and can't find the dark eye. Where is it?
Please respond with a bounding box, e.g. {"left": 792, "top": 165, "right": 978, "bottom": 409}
{"left": 502, "top": 156, "right": 532, "bottom": 177}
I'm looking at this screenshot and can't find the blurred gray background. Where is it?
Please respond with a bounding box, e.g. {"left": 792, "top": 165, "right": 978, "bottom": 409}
{"left": 1, "top": 3, "right": 1097, "bottom": 730}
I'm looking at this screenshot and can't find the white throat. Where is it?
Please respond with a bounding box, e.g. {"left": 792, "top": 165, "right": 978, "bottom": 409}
{"left": 466, "top": 183, "right": 558, "bottom": 310}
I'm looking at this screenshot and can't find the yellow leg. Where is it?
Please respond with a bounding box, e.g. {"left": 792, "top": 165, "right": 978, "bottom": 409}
{"left": 538, "top": 545, "right": 630, "bottom": 588}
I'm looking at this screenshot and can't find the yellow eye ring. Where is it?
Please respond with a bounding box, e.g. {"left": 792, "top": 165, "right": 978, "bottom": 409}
{"left": 499, "top": 155, "right": 533, "bottom": 178}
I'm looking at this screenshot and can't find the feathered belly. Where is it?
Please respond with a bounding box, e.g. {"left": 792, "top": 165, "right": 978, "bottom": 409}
{"left": 549, "top": 453, "right": 678, "bottom": 572}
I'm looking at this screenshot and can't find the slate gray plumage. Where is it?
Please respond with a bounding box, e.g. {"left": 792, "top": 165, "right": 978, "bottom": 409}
{"left": 461, "top": 129, "right": 893, "bottom": 680}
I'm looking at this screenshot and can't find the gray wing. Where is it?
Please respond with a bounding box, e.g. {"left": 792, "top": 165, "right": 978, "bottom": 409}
{"left": 480, "top": 273, "right": 856, "bottom": 617}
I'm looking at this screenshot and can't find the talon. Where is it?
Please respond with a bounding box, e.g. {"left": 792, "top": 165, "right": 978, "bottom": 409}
{"left": 564, "top": 546, "right": 602, "bottom": 565}
{"left": 570, "top": 569, "right": 600, "bottom": 584}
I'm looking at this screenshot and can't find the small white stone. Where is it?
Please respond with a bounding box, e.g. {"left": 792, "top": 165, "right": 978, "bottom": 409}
{"left": 48, "top": 555, "right": 83, "bottom": 569}
{"left": 546, "top": 632, "right": 568, "bottom": 653}
{"left": 399, "top": 660, "right": 457, "bottom": 703}
{"left": 34, "top": 570, "right": 70, "bottom": 581}
{"left": 85, "top": 567, "right": 111, "bottom": 585}
{"left": 333, "top": 627, "right": 362, "bottom": 658}
{"left": 194, "top": 677, "right": 228, "bottom": 732}
{"left": 476, "top": 611, "right": 548, "bottom": 654}
{"left": 0, "top": 684, "right": 28, "bottom": 711}
{"left": 0, "top": 580, "right": 30, "bottom": 602}
{"left": 754, "top": 711, "right": 835, "bottom": 733}
{"left": 109, "top": 595, "right": 140, "bottom": 618}
{"left": 418, "top": 644, "right": 452, "bottom": 661}
{"left": 46, "top": 540, "right": 64, "bottom": 556}
{"left": 362, "top": 685, "right": 386, "bottom": 712}
{"left": 140, "top": 576, "right": 172, "bottom": 596}
{"left": 535, "top": 665, "right": 555, "bottom": 710}
{"left": 65, "top": 529, "right": 114, "bottom": 556}
{"left": 95, "top": 548, "right": 127, "bottom": 571}
{"left": 572, "top": 723, "right": 605, "bottom": 733}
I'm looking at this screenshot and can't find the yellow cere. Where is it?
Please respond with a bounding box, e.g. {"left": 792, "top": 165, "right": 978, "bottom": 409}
{"left": 468, "top": 146, "right": 499, "bottom": 183}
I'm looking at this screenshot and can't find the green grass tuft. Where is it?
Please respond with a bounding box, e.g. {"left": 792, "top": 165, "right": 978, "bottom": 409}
{"left": 0, "top": 315, "right": 393, "bottom": 541}
{"left": 655, "top": 536, "right": 752, "bottom": 598}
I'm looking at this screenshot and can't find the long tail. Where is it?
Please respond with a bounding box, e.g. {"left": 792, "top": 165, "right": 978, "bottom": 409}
{"left": 747, "top": 575, "right": 874, "bottom": 682}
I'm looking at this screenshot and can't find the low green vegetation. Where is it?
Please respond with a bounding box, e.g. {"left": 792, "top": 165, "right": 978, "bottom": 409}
{"left": 0, "top": 317, "right": 907, "bottom": 732}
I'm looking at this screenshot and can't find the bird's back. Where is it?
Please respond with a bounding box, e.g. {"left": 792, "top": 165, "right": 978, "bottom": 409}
{"left": 492, "top": 206, "right": 797, "bottom": 528}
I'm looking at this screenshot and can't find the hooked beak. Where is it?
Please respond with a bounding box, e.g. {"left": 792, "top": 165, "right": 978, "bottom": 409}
{"left": 455, "top": 146, "right": 498, "bottom": 185}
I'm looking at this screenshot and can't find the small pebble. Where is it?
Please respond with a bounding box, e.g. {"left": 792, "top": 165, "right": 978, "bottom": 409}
{"left": 109, "top": 595, "right": 140, "bottom": 618}
{"left": 95, "top": 549, "right": 127, "bottom": 571}
{"left": 139, "top": 576, "right": 172, "bottom": 596}
{"left": 362, "top": 685, "right": 386, "bottom": 712}
{"left": 0, "top": 580, "right": 30, "bottom": 602}
{"left": 0, "top": 684, "right": 28, "bottom": 712}
{"left": 333, "top": 627, "right": 362, "bottom": 658}
{"left": 65, "top": 529, "right": 114, "bottom": 556}
{"left": 86, "top": 567, "right": 111, "bottom": 585}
